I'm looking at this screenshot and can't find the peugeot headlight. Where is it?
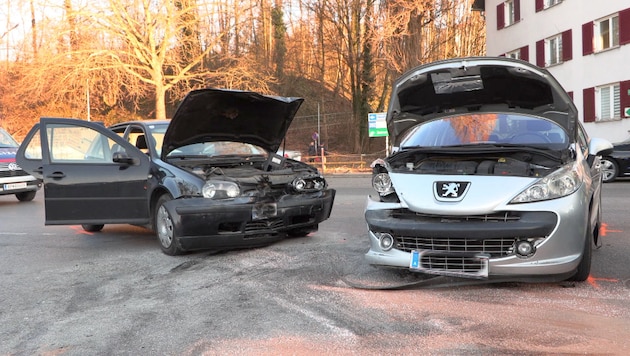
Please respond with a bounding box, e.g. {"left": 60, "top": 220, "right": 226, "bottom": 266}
{"left": 202, "top": 180, "right": 240, "bottom": 199}
{"left": 291, "top": 176, "right": 326, "bottom": 192}
{"left": 372, "top": 172, "right": 394, "bottom": 196}
{"left": 510, "top": 162, "right": 582, "bottom": 203}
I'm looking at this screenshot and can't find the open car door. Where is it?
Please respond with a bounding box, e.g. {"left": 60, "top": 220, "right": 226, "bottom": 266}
{"left": 16, "top": 118, "right": 151, "bottom": 226}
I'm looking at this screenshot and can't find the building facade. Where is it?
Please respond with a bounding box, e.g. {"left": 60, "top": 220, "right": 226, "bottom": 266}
{"left": 479, "top": 0, "right": 630, "bottom": 142}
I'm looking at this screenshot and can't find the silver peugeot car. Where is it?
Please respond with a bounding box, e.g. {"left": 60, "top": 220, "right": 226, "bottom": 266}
{"left": 365, "top": 57, "right": 613, "bottom": 282}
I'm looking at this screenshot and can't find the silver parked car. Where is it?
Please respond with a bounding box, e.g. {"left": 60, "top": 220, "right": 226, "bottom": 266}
{"left": 365, "top": 57, "right": 613, "bottom": 282}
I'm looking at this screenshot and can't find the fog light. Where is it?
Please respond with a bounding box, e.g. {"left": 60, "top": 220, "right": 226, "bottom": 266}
{"left": 515, "top": 240, "right": 535, "bottom": 257}
{"left": 379, "top": 233, "right": 395, "bottom": 251}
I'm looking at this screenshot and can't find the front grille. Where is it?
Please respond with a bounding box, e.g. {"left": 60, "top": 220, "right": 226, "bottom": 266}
{"left": 398, "top": 236, "right": 517, "bottom": 257}
{"left": 419, "top": 254, "right": 488, "bottom": 277}
{"left": 244, "top": 218, "right": 284, "bottom": 232}
{"left": 392, "top": 210, "right": 521, "bottom": 222}
{"left": 0, "top": 170, "right": 29, "bottom": 178}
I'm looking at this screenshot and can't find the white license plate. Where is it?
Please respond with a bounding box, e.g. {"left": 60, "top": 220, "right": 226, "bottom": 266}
{"left": 3, "top": 182, "right": 27, "bottom": 191}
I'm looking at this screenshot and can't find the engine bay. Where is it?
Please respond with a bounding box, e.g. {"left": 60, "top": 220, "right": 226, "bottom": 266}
{"left": 383, "top": 149, "right": 569, "bottom": 178}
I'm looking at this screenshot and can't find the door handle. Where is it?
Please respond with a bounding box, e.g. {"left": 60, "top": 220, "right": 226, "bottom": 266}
{"left": 47, "top": 172, "right": 66, "bottom": 179}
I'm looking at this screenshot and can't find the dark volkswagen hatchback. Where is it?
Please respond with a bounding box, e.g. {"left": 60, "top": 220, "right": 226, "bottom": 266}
{"left": 16, "top": 89, "right": 335, "bottom": 255}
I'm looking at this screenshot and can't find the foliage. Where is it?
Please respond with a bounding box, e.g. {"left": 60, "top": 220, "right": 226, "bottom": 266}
{"left": 0, "top": 0, "right": 485, "bottom": 152}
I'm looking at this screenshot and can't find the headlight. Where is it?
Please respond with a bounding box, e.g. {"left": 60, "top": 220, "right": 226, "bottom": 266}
{"left": 372, "top": 172, "right": 394, "bottom": 196}
{"left": 202, "top": 181, "right": 240, "bottom": 199}
{"left": 510, "top": 162, "right": 582, "bottom": 203}
{"left": 291, "top": 176, "right": 326, "bottom": 192}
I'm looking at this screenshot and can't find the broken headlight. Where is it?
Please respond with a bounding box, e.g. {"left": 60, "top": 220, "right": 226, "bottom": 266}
{"left": 202, "top": 180, "right": 240, "bottom": 199}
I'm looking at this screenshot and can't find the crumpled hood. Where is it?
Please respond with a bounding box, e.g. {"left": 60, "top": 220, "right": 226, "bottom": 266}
{"left": 162, "top": 88, "right": 304, "bottom": 158}
{"left": 387, "top": 57, "right": 578, "bottom": 146}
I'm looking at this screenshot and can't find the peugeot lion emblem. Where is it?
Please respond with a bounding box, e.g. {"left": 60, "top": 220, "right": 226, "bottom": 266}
{"left": 433, "top": 181, "right": 470, "bottom": 202}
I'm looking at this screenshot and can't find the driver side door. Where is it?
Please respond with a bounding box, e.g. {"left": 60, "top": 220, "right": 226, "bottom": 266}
{"left": 16, "top": 118, "right": 151, "bottom": 226}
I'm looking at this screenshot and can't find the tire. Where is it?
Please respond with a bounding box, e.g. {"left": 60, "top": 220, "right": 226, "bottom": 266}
{"left": 287, "top": 224, "right": 318, "bottom": 238}
{"left": 154, "top": 194, "right": 184, "bottom": 256}
{"left": 15, "top": 191, "right": 36, "bottom": 202}
{"left": 568, "top": 221, "right": 593, "bottom": 282}
{"left": 600, "top": 158, "right": 618, "bottom": 183}
{"left": 82, "top": 224, "right": 104, "bottom": 232}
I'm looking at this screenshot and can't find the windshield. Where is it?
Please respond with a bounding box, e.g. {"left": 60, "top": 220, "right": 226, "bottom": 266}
{"left": 166, "top": 141, "right": 267, "bottom": 158}
{"left": 0, "top": 128, "right": 19, "bottom": 148}
{"left": 399, "top": 113, "right": 569, "bottom": 149}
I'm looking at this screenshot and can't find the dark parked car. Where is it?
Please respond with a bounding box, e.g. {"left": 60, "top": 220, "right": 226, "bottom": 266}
{"left": 600, "top": 139, "right": 630, "bottom": 183}
{"left": 16, "top": 89, "right": 336, "bottom": 255}
{"left": 0, "top": 127, "right": 40, "bottom": 201}
{"left": 365, "top": 57, "right": 612, "bottom": 282}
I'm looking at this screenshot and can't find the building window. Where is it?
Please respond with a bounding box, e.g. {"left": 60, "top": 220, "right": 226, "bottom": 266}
{"left": 497, "top": 0, "right": 520, "bottom": 30}
{"left": 596, "top": 83, "right": 620, "bottom": 121}
{"left": 545, "top": 0, "right": 561, "bottom": 8}
{"left": 506, "top": 49, "right": 520, "bottom": 59}
{"left": 545, "top": 35, "right": 562, "bottom": 66}
{"left": 595, "top": 15, "right": 620, "bottom": 51}
{"left": 504, "top": 0, "right": 516, "bottom": 26}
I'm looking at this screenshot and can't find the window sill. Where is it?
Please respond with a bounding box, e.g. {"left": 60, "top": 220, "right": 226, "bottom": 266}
{"left": 595, "top": 117, "right": 622, "bottom": 123}
{"left": 593, "top": 46, "right": 620, "bottom": 55}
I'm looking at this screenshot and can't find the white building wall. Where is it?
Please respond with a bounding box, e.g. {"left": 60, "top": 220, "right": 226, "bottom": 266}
{"left": 485, "top": 0, "right": 630, "bottom": 143}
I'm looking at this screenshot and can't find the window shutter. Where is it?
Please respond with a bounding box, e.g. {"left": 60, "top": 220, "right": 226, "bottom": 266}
{"left": 520, "top": 45, "right": 529, "bottom": 61}
{"left": 562, "top": 29, "right": 572, "bottom": 61}
{"left": 536, "top": 40, "right": 545, "bottom": 67}
{"left": 568, "top": 91, "right": 574, "bottom": 100}
{"left": 514, "top": 0, "right": 521, "bottom": 23}
{"left": 583, "top": 87, "right": 596, "bottom": 122}
{"left": 621, "top": 80, "right": 630, "bottom": 117}
{"left": 535, "top": 0, "right": 544, "bottom": 12}
{"left": 619, "top": 8, "right": 630, "bottom": 46}
{"left": 582, "top": 22, "right": 594, "bottom": 55}
{"left": 497, "top": 3, "right": 505, "bottom": 30}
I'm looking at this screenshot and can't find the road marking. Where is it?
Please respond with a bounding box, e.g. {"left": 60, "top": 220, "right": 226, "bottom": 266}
{"left": 587, "top": 275, "right": 619, "bottom": 289}
{"left": 70, "top": 225, "right": 95, "bottom": 236}
{"left": 600, "top": 223, "right": 622, "bottom": 237}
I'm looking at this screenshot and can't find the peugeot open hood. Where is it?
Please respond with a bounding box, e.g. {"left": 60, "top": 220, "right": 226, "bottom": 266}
{"left": 162, "top": 88, "right": 304, "bottom": 158}
{"left": 386, "top": 57, "right": 578, "bottom": 145}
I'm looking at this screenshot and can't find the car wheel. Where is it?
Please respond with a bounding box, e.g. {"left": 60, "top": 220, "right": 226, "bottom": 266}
{"left": 287, "top": 224, "right": 318, "bottom": 238}
{"left": 82, "top": 224, "right": 104, "bottom": 232}
{"left": 568, "top": 221, "right": 593, "bottom": 282}
{"left": 600, "top": 158, "right": 618, "bottom": 183}
{"left": 154, "top": 194, "right": 184, "bottom": 256}
{"left": 15, "top": 191, "right": 36, "bottom": 202}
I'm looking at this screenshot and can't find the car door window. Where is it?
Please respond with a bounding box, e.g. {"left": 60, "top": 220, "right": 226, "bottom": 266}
{"left": 23, "top": 130, "right": 42, "bottom": 160}
{"left": 46, "top": 124, "right": 117, "bottom": 163}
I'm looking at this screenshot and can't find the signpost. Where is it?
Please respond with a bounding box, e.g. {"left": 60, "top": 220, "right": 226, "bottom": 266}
{"left": 368, "top": 112, "right": 389, "bottom": 154}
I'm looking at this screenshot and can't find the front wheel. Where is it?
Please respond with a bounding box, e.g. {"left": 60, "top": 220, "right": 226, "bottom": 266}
{"left": 600, "top": 158, "right": 618, "bottom": 183}
{"left": 15, "top": 191, "right": 36, "bottom": 202}
{"left": 567, "top": 222, "right": 593, "bottom": 282}
{"left": 154, "top": 194, "right": 184, "bottom": 256}
{"left": 82, "top": 224, "right": 104, "bottom": 232}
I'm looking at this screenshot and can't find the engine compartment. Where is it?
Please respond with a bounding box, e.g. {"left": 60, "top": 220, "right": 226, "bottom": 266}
{"left": 383, "top": 149, "right": 568, "bottom": 178}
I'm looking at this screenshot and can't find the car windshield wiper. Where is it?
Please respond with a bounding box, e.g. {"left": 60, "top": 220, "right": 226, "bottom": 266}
{"left": 401, "top": 143, "right": 564, "bottom": 160}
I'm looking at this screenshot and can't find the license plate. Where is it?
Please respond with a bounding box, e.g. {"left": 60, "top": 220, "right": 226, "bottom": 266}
{"left": 410, "top": 250, "right": 420, "bottom": 269}
{"left": 3, "top": 182, "right": 27, "bottom": 191}
{"left": 252, "top": 202, "right": 278, "bottom": 220}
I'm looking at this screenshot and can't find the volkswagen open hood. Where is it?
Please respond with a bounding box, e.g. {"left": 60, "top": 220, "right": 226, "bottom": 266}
{"left": 386, "top": 57, "right": 578, "bottom": 146}
{"left": 162, "top": 88, "right": 304, "bottom": 158}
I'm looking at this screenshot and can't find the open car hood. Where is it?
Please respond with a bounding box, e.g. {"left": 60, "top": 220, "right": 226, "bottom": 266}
{"left": 162, "top": 88, "right": 304, "bottom": 158}
{"left": 387, "top": 57, "right": 578, "bottom": 145}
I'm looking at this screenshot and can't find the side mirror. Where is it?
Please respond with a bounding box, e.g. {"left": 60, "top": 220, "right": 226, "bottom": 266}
{"left": 112, "top": 151, "right": 138, "bottom": 165}
{"left": 589, "top": 137, "right": 613, "bottom": 156}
